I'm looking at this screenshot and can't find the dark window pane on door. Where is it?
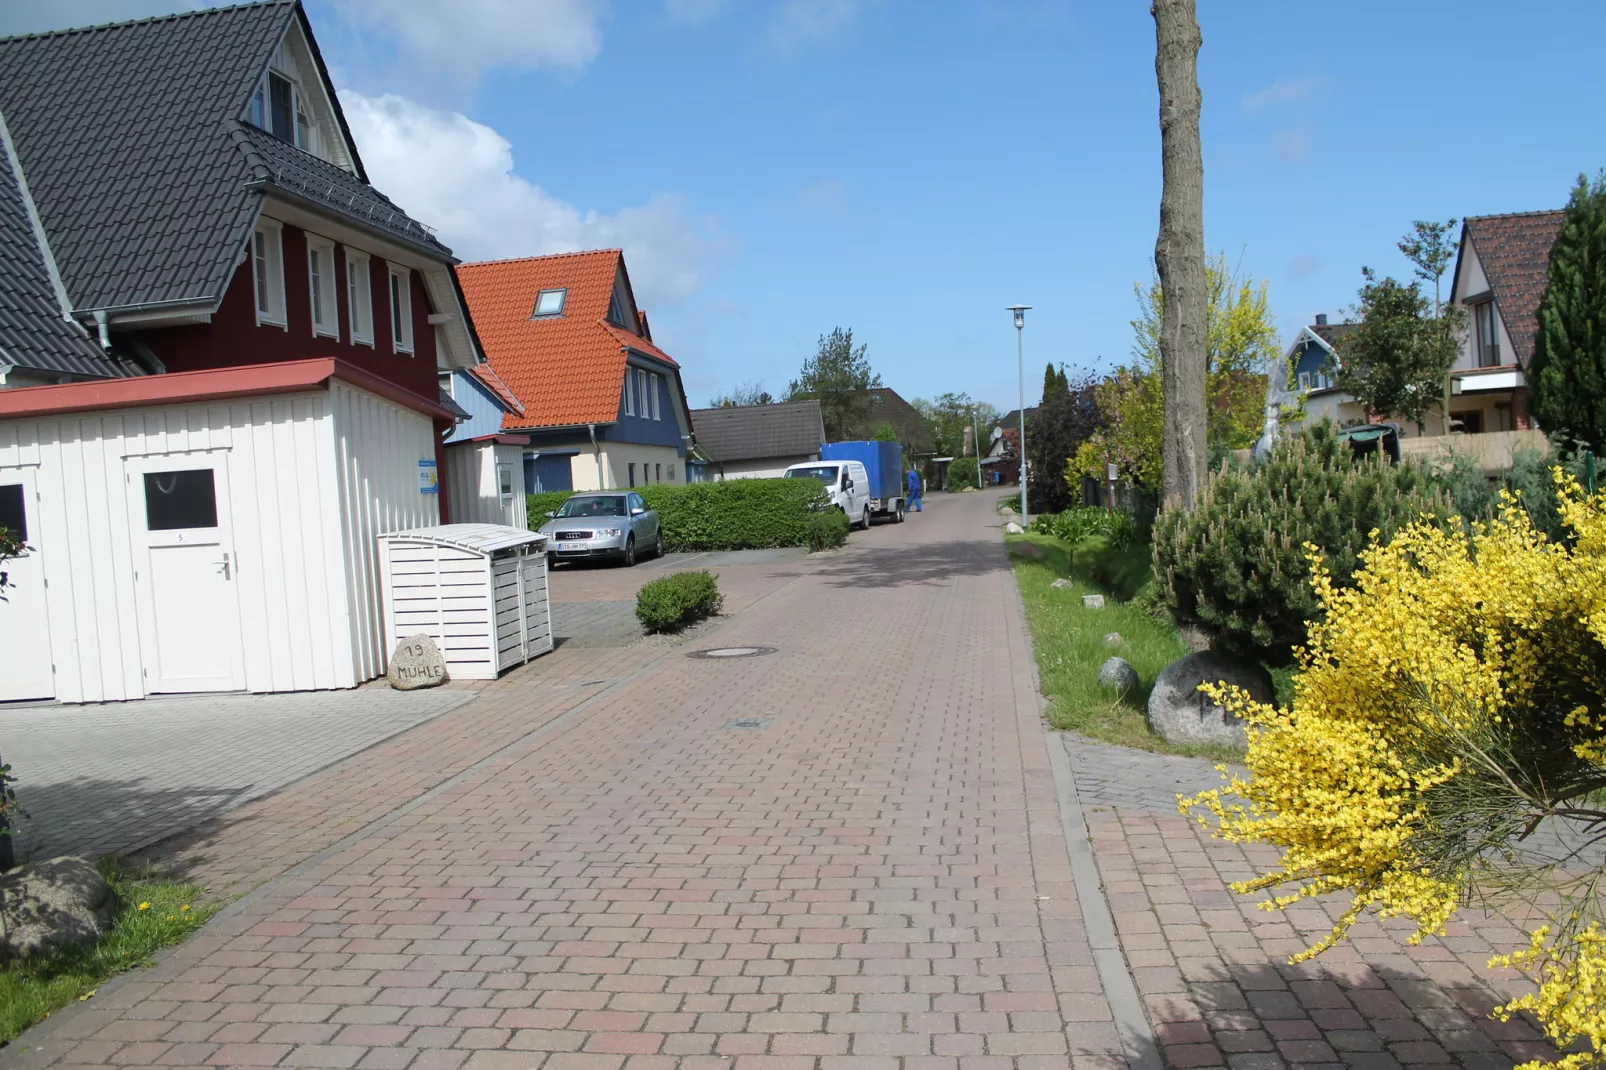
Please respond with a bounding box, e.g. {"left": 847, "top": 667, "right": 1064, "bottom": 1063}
{"left": 144, "top": 470, "right": 218, "bottom": 531}
{"left": 0, "top": 483, "right": 25, "bottom": 542}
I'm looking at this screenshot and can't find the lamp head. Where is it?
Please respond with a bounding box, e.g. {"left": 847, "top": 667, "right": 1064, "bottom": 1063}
{"left": 1006, "top": 304, "right": 1030, "bottom": 330}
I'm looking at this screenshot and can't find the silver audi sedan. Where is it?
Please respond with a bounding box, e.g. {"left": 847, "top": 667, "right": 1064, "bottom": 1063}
{"left": 539, "top": 492, "right": 663, "bottom": 567}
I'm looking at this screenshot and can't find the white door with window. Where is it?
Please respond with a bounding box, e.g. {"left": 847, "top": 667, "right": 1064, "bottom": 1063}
{"left": 0, "top": 470, "right": 54, "bottom": 702}
{"left": 130, "top": 456, "right": 245, "bottom": 693}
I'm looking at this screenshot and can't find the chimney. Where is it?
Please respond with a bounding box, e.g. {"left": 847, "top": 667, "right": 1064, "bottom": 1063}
{"left": 1315, "top": 313, "right": 1328, "bottom": 326}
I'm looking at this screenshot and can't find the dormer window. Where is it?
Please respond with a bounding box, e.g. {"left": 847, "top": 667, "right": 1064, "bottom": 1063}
{"left": 248, "top": 71, "right": 316, "bottom": 154}
{"left": 532, "top": 289, "right": 566, "bottom": 318}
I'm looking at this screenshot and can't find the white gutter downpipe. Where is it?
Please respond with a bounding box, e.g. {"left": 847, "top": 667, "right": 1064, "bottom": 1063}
{"left": 93, "top": 309, "right": 111, "bottom": 351}
{"left": 588, "top": 423, "right": 604, "bottom": 489}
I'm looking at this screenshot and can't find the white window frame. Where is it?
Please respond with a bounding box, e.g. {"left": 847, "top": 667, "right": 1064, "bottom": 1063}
{"left": 623, "top": 368, "right": 636, "bottom": 416}
{"left": 1298, "top": 371, "right": 1311, "bottom": 390}
{"left": 251, "top": 221, "right": 286, "bottom": 329}
{"left": 388, "top": 264, "right": 414, "bottom": 354}
{"left": 650, "top": 372, "right": 662, "bottom": 421}
{"left": 306, "top": 235, "right": 338, "bottom": 339}
{"left": 347, "top": 250, "right": 373, "bottom": 346}
{"left": 497, "top": 463, "right": 515, "bottom": 502}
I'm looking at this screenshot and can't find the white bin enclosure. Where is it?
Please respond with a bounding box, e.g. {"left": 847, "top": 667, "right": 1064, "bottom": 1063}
{"left": 378, "top": 524, "right": 553, "bottom": 680}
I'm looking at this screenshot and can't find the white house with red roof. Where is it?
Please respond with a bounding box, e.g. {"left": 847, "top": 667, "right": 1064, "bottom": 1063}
{"left": 455, "top": 249, "right": 694, "bottom": 494}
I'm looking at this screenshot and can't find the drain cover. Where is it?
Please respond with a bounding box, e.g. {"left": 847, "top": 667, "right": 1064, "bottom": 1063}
{"left": 688, "top": 646, "right": 776, "bottom": 660}
{"left": 723, "top": 717, "right": 772, "bottom": 731}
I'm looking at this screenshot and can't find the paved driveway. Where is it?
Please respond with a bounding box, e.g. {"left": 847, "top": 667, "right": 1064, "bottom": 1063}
{"left": 2, "top": 690, "right": 475, "bottom": 863}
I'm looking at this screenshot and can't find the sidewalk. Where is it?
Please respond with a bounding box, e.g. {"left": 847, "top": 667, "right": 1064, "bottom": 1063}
{"left": 4, "top": 496, "right": 1125, "bottom": 1070}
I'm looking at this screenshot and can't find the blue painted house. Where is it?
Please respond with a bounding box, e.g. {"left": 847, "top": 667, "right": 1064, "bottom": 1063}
{"left": 440, "top": 363, "right": 531, "bottom": 527}
{"left": 455, "top": 249, "right": 694, "bottom": 494}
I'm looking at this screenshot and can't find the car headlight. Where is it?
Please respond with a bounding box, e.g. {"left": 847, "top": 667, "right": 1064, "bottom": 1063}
{"left": 595, "top": 528, "right": 624, "bottom": 537}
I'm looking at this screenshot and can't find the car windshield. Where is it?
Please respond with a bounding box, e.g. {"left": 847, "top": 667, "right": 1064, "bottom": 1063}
{"left": 554, "top": 495, "right": 628, "bottom": 518}
{"left": 787, "top": 466, "right": 841, "bottom": 485}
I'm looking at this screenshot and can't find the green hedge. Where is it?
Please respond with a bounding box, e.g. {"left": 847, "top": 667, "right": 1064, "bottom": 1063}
{"left": 636, "top": 570, "right": 723, "bottom": 633}
{"left": 948, "top": 456, "right": 979, "bottom": 490}
{"left": 527, "top": 479, "right": 848, "bottom": 552}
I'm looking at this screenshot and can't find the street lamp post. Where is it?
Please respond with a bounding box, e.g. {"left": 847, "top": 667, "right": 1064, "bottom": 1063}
{"left": 1007, "top": 305, "right": 1030, "bottom": 520}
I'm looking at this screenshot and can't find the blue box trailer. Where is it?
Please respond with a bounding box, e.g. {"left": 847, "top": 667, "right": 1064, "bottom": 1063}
{"left": 821, "top": 440, "right": 906, "bottom": 520}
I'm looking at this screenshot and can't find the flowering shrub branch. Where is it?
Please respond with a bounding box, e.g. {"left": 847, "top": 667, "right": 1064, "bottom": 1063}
{"left": 1183, "top": 471, "right": 1606, "bottom": 1069}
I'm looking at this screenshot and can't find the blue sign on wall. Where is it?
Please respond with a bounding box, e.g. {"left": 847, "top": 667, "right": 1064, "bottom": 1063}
{"left": 418, "top": 459, "right": 439, "bottom": 494}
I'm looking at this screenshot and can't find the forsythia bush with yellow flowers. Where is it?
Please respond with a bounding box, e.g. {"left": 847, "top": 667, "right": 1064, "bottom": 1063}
{"left": 1185, "top": 473, "right": 1606, "bottom": 1070}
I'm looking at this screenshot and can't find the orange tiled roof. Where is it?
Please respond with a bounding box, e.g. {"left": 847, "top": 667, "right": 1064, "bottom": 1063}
{"left": 455, "top": 249, "right": 678, "bottom": 430}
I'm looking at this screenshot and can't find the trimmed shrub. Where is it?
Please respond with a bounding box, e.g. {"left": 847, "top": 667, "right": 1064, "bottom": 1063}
{"left": 948, "top": 456, "right": 980, "bottom": 491}
{"left": 1030, "top": 506, "right": 1136, "bottom": 548}
{"left": 527, "top": 479, "right": 845, "bottom": 552}
{"left": 639, "top": 479, "right": 843, "bottom": 552}
{"left": 1153, "top": 421, "right": 1453, "bottom": 666}
{"left": 636, "top": 570, "right": 722, "bottom": 633}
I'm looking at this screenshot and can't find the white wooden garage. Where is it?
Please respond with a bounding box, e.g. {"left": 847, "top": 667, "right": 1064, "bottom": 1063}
{"left": 0, "top": 358, "right": 453, "bottom": 704}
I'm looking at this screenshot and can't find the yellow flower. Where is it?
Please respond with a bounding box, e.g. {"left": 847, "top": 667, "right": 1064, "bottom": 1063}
{"left": 179, "top": 904, "right": 190, "bottom": 912}
{"left": 136, "top": 902, "right": 150, "bottom": 911}
{"left": 1182, "top": 468, "right": 1606, "bottom": 1069}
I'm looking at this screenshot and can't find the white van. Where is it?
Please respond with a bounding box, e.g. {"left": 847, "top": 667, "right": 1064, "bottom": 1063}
{"left": 783, "top": 459, "right": 872, "bottom": 529}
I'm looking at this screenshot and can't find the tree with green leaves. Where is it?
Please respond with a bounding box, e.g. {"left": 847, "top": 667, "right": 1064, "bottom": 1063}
{"left": 787, "top": 327, "right": 882, "bottom": 440}
{"left": 1072, "top": 253, "right": 1278, "bottom": 488}
{"left": 913, "top": 393, "right": 1000, "bottom": 460}
{"left": 1397, "top": 218, "right": 1460, "bottom": 430}
{"left": 708, "top": 382, "right": 774, "bottom": 408}
{"left": 1529, "top": 172, "right": 1606, "bottom": 450}
{"left": 1334, "top": 268, "right": 1460, "bottom": 432}
{"left": 1041, "top": 363, "right": 1070, "bottom": 403}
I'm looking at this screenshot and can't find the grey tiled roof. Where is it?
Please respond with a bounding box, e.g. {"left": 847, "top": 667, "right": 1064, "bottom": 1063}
{"left": 0, "top": 1, "right": 452, "bottom": 320}
{"left": 688, "top": 400, "right": 825, "bottom": 463}
{"left": 234, "top": 124, "right": 450, "bottom": 256}
{"left": 0, "top": 127, "right": 140, "bottom": 378}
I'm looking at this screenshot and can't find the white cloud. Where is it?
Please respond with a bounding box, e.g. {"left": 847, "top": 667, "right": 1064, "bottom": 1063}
{"left": 1241, "top": 77, "right": 1319, "bottom": 114}
{"left": 665, "top": 0, "right": 729, "bottom": 23}
{"left": 1273, "top": 125, "right": 1312, "bottom": 165}
{"left": 331, "top": 0, "right": 603, "bottom": 83}
{"left": 770, "top": 0, "right": 865, "bottom": 50}
{"left": 342, "top": 92, "right": 715, "bottom": 306}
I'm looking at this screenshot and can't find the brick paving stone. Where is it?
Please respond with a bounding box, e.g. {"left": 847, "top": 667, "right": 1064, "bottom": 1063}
{"left": 1066, "top": 732, "right": 1564, "bottom": 1070}
{"left": 3, "top": 497, "right": 1120, "bottom": 1070}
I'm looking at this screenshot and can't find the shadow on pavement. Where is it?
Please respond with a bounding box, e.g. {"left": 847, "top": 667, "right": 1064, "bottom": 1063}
{"left": 813, "top": 540, "right": 1008, "bottom": 588}
{"left": 9, "top": 778, "right": 256, "bottom": 864}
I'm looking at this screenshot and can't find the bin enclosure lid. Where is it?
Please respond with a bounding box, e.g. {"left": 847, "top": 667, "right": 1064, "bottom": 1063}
{"left": 379, "top": 523, "right": 546, "bottom": 555}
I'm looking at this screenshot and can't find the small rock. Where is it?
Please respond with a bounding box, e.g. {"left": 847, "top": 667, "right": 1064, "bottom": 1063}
{"left": 388, "top": 633, "right": 448, "bottom": 690}
{"left": 960, "top": 486, "right": 977, "bottom": 493}
{"left": 1081, "top": 594, "right": 1105, "bottom": 609}
{"left": 1003, "top": 521, "right": 1025, "bottom": 534}
{"left": 1103, "top": 632, "right": 1125, "bottom": 649}
{"left": 1008, "top": 540, "right": 1044, "bottom": 560}
{"left": 1097, "top": 657, "right": 1141, "bottom": 699}
{"left": 1050, "top": 578, "right": 1074, "bottom": 590}
{"left": 0, "top": 857, "right": 113, "bottom": 960}
{"left": 1146, "top": 651, "right": 1274, "bottom": 748}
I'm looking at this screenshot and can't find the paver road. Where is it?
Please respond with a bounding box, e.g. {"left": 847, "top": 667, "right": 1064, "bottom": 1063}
{"left": 8, "top": 494, "right": 1124, "bottom": 1070}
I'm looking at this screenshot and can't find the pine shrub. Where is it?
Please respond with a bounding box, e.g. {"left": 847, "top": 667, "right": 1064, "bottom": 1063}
{"left": 1153, "top": 422, "right": 1452, "bottom": 666}
{"left": 636, "top": 570, "right": 723, "bottom": 633}
{"left": 947, "top": 456, "right": 979, "bottom": 490}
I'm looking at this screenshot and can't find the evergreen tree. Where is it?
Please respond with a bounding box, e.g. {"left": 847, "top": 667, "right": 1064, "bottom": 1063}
{"left": 1042, "top": 362, "right": 1061, "bottom": 403}
{"left": 787, "top": 327, "right": 882, "bottom": 440}
{"left": 1529, "top": 172, "right": 1606, "bottom": 450}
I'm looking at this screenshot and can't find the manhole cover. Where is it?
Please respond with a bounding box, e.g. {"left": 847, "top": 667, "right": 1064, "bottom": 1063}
{"left": 687, "top": 646, "right": 777, "bottom": 660}
{"left": 723, "top": 717, "right": 772, "bottom": 731}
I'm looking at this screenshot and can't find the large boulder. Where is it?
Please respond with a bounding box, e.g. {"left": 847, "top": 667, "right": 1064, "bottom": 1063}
{"left": 388, "top": 634, "right": 448, "bottom": 690}
{"left": 0, "top": 856, "right": 114, "bottom": 960}
{"left": 1003, "top": 521, "right": 1025, "bottom": 535}
{"left": 1097, "top": 657, "right": 1141, "bottom": 700}
{"left": 1147, "top": 651, "right": 1273, "bottom": 748}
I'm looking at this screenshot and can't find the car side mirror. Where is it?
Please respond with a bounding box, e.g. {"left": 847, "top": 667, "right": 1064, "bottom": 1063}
{"left": 631, "top": 507, "right": 645, "bottom": 516}
{"left": 545, "top": 511, "right": 557, "bottom": 518}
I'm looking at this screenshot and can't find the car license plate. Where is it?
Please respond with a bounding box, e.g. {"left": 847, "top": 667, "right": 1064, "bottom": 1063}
{"left": 555, "top": 542, "right": 572, "bottom": 552}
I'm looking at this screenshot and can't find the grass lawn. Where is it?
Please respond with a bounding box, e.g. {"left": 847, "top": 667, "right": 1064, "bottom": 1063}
{"left": 1008, "top": 531, "right": 1244, "bottom": 762}
{"left": 0, "top": 857, "right": 214, "bottom": 1046}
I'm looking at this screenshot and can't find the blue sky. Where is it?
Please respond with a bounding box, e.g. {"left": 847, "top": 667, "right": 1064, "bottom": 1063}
{"left": 6, "top": 1, "right": 1605, "bottom": 412}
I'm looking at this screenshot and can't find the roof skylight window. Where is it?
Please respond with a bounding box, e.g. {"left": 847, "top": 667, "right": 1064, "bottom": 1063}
{"left": 533, "top": 288, "right": 567, "bottom": 318}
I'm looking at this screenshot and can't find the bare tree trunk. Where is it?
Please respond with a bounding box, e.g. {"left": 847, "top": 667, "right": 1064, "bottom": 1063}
{"left": 1153, "top": 0, "right": 1207, "bottom": 508}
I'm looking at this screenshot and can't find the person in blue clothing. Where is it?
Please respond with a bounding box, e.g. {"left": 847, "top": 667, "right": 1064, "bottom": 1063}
{"left": 906, "top": 467, "right": 922, "bottom": 511}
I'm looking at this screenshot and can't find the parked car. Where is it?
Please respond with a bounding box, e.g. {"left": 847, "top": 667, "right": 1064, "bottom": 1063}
{"left": 784, "top": 458, "right": 873, "bottom": 529}
{"left": 539, "top": 492, "right": 663, "bottom": 567}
